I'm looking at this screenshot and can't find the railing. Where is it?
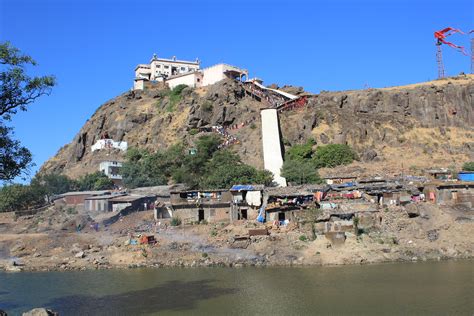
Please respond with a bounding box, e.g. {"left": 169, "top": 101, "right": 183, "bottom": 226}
{"left": 15, "top": 203, "right": 52, "bottom": 217}
{"left": 243, "top": 82, "right": 289, "bottom": 108}
{"left": 277, "top": 96, "right": 308, "bottom": 113}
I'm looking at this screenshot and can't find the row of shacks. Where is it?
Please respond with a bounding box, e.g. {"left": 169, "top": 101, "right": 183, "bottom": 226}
{"left": 53, "top": 176, "right": 474, "bottom": 225}
{"left": 159, "top": 177, "right": 474, "bottom": 224}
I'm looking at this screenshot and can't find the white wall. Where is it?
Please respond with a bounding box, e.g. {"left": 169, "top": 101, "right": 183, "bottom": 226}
{"left": 260, "top": 109, "right": 286, "bottom": 187}
{"left": 167, "top": 72, "right": 198, "bottom": 89}
{"left": 201, "top": 64, "right": 226, "bottom": 86}
{"left": 134, "top": 79, "right": 145, "bottom": 90}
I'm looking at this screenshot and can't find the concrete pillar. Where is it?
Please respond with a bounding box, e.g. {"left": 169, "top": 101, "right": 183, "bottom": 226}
{"left": 260, "top": 109, "right": 287, "bottom": 187}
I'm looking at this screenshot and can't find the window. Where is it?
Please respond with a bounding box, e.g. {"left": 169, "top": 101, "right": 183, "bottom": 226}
{"left": 164, "top": 65, "right": 169, "bottom": 69}
{"left": 180, "top": 67, "right": 186, "bottom": 71}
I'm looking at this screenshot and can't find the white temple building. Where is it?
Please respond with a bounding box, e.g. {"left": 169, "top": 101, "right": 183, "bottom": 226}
{"left": 91, "top": 139, "right": 128, "bottom": 152}
{"left": 134, "top": 54, "right": 248, "bottom": 90}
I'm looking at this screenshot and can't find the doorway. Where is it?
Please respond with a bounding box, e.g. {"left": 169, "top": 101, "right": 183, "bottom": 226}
{"left": 278, "top": 212, "right": 285, "bottom": 221}
{"left": 238, "top": 209, "right": 248, "bottom": 220}
{"left": 198, "top": 209, "right": 205, "bottom": 222}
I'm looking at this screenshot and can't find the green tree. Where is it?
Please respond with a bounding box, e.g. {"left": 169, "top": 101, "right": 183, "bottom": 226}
{"left": 0, "top": 42, "right": 56, "bottom": 180}
{"left": 31, "top": 173, "right": 75, "bottom": 201}
{"left": 122, "top": 146, "right": 181, "bottom": 188}
{"left": 194, "top": 134, "right": 221, "bottom": 159}
{"left": 172, "top": 135, "right": 221, "bottom": 188}
{"left": 0, "top": 125, "right": 32, "bottom": 180}
{"left": 281, "top": 159, "right": 322, "bottom": 185}
{"left": 313, "top": 144, "right": 356, "bottom": 168}
{"left": 0, "top": 183, "right": 45, "bottom": 212}
{"left": 462, "top": 162, "right": 474, "bottom": 171}
{"left": 201, "top": 163, "right": 273, "bottom": 189}
{"left": 121, "top": 136, "right": 272, "bottom": 190}
{"left": 200, "top": 150, "right": 273, "bottom": 188}
{"left": 285, "top": 139, "right": 315, "bottom": 161}
{"left": 121, "top": 148, "right": 150, "bottom": 188}
{"left": 205, "top": 150, "right": 238, "bottom": 169}
{"left": 77, "top": 172, "right": 114, "bottom": 191}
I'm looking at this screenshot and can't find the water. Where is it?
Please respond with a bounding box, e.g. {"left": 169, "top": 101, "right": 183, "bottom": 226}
{"left": 0, "top": 260, "right": 472, "bottom": 315}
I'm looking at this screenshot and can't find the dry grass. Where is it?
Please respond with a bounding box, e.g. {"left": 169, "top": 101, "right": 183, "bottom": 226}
{"left": 311, "top": 121, "right": 341, "bottom": 139}
{"left": 380, "top": 74, "right": 474, "bottom": 91}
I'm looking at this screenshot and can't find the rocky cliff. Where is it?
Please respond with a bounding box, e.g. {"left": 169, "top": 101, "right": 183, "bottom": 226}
{"left": 41, "top": 75, "right": 474, "bottom": 179}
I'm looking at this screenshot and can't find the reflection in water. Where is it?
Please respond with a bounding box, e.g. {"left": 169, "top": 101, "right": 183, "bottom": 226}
{"left": 47, "top": 279, "right": 237, "bottom": 315}
{"left": 0, "top": 301, "right": 19, "bottom": 312}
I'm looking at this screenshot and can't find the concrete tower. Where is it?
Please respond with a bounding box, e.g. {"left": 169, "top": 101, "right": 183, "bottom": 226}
{"left": 260, "top": 108, "right": 287, "bottom": 187}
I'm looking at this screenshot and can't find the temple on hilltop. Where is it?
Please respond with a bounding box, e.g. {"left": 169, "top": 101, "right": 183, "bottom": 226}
{"left": 133, "top": 53, "right": 248, "bottom": 90}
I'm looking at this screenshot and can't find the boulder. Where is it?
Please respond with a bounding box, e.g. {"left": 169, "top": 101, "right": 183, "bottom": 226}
{"left": 427, "top": 229, "right": 439, "bottom": 242}
{"left": 22, "top": 308, "right": 58, "bottom": 316}
{"left": 361, "top": 149, "right": 378, "bottom": 162}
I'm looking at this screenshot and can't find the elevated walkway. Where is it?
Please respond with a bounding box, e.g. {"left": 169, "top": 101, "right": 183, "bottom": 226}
{"left": 243, "top": 81, "right": 295, "bottom": 108}
{"left": 243, "top": 80, "right": 308, "bottom": 111}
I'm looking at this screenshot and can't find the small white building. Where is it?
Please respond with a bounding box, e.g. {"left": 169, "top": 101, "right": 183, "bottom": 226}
{"left": 99, "top": 161, "right": 123, "bottom": 180}
{"left": 91, "top": 139, "right": 128, "bottom": 152}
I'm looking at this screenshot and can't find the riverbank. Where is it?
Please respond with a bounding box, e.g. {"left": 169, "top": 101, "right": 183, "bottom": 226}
{"left": 1, "top": 202, "right": 473, "bottom": 272}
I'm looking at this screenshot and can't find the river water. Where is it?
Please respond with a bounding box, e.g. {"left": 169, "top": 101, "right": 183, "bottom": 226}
{"left": 0, "top": 260, "right": 472, "bottom": 315}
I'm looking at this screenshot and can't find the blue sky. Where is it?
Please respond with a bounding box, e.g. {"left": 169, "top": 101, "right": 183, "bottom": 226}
{"left": 0, "top": 0, "right": 472, "bottom": 181}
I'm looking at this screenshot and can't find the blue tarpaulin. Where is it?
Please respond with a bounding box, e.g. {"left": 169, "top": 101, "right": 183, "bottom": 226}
{"left": 231, "top": 185, "right": 255, "bottom": 191}
{"left": 458, "top": 172, "right": 474, "bottom": 182}
{"left": 257, "top": 206, "right": 265, "bottom": 223}
{"left": 341, "top": 182, "right": 356, "bottom": 187}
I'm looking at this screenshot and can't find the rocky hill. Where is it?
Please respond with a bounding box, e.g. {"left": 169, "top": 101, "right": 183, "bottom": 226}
{"left": 40, "top": 75, "right": 474, "bottom": 179}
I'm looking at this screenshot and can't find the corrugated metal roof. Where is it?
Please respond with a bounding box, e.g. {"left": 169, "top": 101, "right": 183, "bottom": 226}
{"left": 109, "top": 194, "right": 155, "bottom": 203}
{"left": 264, "top": 185, "right": 324, "bottom": 196}
{"left": 60, "top": 190, "right": 111, "bottom": 197}
{"left": 170, "top": 189, "right": 228, "bottom": 194}
{"left": 84, "top": 193, "right": 126, "bottom": 200}
{"left": 130, "top": 184, "right": 186, "bottom": 196}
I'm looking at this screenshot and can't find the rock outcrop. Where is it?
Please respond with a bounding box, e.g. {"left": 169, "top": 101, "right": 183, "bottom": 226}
{"left": 41, "top": 75, "right": 474, "bottom": 178}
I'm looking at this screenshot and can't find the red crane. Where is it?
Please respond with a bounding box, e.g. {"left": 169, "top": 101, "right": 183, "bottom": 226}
{"left": 434, "top": 27, "right": 467, "bottom": 79}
